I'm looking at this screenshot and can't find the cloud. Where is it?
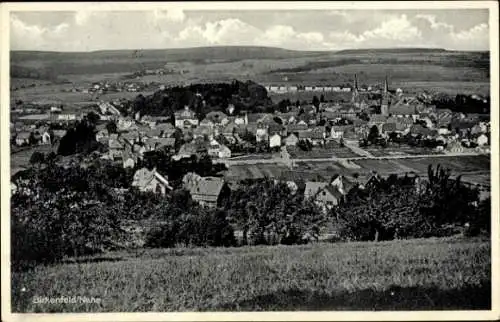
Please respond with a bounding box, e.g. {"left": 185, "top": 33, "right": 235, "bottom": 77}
{"left": 256, "top": 25, "right": 330, "bottom": 49}
{"left": 176, "top": 18, "right": 260, "bottom": 46}
{"left": 10, "top": 14, "right": 70, "bottom": 50}
{"left": 360, "top": 14, "right": 421, "bottom": 42}
{"left": 449, "top": 23, "right": 489, "bottom": 50}
{"left": 415, "top": 14, "right": 454, "bottom": 32}
{"left": 153, "top": 9, "right": 186, "bottom": 23}
{"left": 74, "top": 11, "right": 91, "bottom": 26}
{"left": 452, "top": 23, "right": 488, "bottom": 40}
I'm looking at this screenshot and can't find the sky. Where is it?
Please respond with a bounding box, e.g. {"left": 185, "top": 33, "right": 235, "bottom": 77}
{"left": 10, "top": 9, "right": 490, "bottom": 52}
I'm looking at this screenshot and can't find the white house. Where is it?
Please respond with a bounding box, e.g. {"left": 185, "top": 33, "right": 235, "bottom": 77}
{"left": 41, "top": 131, "right": 51, "bottom": 145}
{"left": 269, "top": 133, "right": 281, "bottom": 148}
{"left": 477, "top": 134, "right": 488, "bottom": 146}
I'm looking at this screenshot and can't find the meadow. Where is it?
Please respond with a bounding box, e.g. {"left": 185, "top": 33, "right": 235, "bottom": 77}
{"left": 11, "top": 237, "right": 490, "bottom": 312}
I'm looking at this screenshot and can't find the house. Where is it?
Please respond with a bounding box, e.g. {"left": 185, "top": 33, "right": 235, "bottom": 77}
{"left": 410, "top": 124, "right": 432, "bottom": 137}
{"left": 183, "top": 173, "right": 227, "bottom": 208}
{"left": 477, "top": 134, "right": 488, "bottom": 146}
{"left": 208, "top": 140, "right": 232, "bottom": 159}
{"left": 200, "top": 118, "right": 215, "bottom": 128}
{"left": 192, "top": 125, "right": 213, "bottom": 140}
{"left": 174, "top": 106, "right": 199, "bottom": 128}
{"left": 330, "top": 174, "right": 354, "bottom": 195}
{"left": 144, "top": 137, "right": 176, "bottom": 151}
{"left": 173, "top": 142, "right": 207, "bottom": 160}
{"left": 269, "top": 133, "right": 281, "bottom": 148}
{"left": 234, "top": 114, "right": 249, "bottom": 125}
{"left": 52, "top": 130, "right": 67, "bottom": 140}
{"left": 331, "top": 125, "right": 355, "bottom": 139}
{"left": 255, "top": 124, "right": 269, "bottom": 143}
{"left": 286, "top": 123, "right": 308, "bottom": 135}
{"left": 131, "top": 167, "right": 172, "bottom": 195}
{"left": 438, "top": 126, "right": 451, "bottom": 135}
{"left": 117, "top": 118, "right": 135, "bottom": 131}
{"left": 122, "top": 150, "right": 137, "bottom": 168}
{"left": 299, "top": 127, "right": 325, "bottom": 145}
{"left": 284, "top": 133, "right": 299, "bottom": 146}
{"left": 205, "top": 111, "right": 229, "bottom": 125}
{"left": 304, "top": 181, "right": 343, "bottom": 211}
{"left": 381, "top": 123, "right": 397, "bottom": 134}
{"left": 15, "top": 132, "right": 31, "bottom": 146}
{"left": 121, "top": 131, "right": 141, "bottom": 145}
{"left": 108, "top": 138, "right": 124, "bottom": 160}
{"left": 153, "top": 122, "right": 176, "bottom": 135}
{"left": 221, "top": 123, "right": 238, "bottom": 144}
{"left": 95, "top": 129, "right": 109, "bottom": 143}
{"left": 41, "top": 131, "right": 51, "bottom": 145}
{"left": 447, "top": 141, "right": 464, "bottom": 153}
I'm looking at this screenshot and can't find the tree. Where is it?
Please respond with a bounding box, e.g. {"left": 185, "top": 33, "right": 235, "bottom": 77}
{"left": 29, "top": 152, "right": 45, "bottom": 168}
{"left": 106, "top": 121, "right": 117, "bottom": 134}
{"left": 320, "top": 94, "right": 325, "bottom": 103}
{"left": 367, "top": 125, "right": 380, "bottom": 143}
{"left": 312, "top": 96, "right": 320, "bottom": 112}
{"left": 86, "top": 111, "right": 100, "bottom": 125}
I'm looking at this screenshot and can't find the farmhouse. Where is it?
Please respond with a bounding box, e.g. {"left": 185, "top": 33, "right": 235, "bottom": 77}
{"left": 132, "top": 167, "right": 172, "bottom": 195}
{"left": 304, "top": 181, "right": 343, "bottom": 210}
{"left": 183, "top": 173, "right": 228, "bottom": 208}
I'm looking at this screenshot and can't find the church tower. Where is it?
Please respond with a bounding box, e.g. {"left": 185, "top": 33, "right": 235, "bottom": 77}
{"left": 381, "top": 76, "right": 390, "bottom": 116}
{"left": 351, "top": 74, "right": 360, "bottom": 106}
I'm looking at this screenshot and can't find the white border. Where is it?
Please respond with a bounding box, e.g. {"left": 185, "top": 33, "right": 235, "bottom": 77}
{"left": 1, "top": 2, "right": 499, "bottom": 321}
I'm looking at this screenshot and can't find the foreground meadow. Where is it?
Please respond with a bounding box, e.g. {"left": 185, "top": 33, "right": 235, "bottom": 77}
{"left": 12, "top": 237, "right": 490, "bottom": 312}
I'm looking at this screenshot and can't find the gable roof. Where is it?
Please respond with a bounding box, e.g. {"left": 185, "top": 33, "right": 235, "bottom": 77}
{"left": 189, "top": 176, "right": 225, "bottom": 202}
{"left": 109, "top": 138, "right": 124, "bottom": 149}
{"left": 205, "top": 111, "right": 228, "bottom": 123}
{"left": 286, "top": 124, "right": 308, "bottom": 132}
{"left": 382, "top": 122, "right": 397, "bottom": 133}
{"left": 304, "top": 181, "right": 342, "bottom": 201}
{"left": 370, "top": 115, "right": 388, "bottom": 123}
{"left": 16, "top": 132, "right": 31, "bottom": 140}
{"left": 410, "top": 124, "right": 432, "bottom": 136}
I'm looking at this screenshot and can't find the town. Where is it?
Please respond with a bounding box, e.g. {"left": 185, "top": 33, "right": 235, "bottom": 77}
{"left": 11, "top": 75, "right": 491, "bottom": 203}
{"left": 7, "top": 5, "right": 494, "bottom": 313}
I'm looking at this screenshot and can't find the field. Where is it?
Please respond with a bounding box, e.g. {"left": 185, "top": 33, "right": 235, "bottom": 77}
{"left": 287, "top": 145, "right": 361, "bottom": 159}
{"left": 11, "top": 237, "right": 490, "bottom": 312}
{"left": 224, "top": 155, "right": 491, "bottom": 184}
{"left": 364, "top": 146, "right": 443, "bottom": 157}
{"left": 10, "top": 145, "right": 58, "bottom": 174}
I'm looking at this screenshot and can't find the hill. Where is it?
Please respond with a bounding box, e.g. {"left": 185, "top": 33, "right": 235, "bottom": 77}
{"left": 9, "top": 46, "right": 490, "bottom": 96}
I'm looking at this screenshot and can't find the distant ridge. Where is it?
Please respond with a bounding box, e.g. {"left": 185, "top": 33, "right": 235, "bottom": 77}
{"left": 335, "top": 48, "right": 448, "bottom": 55}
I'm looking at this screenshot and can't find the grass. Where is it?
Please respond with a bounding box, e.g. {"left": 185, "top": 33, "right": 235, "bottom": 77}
{"left": 11, "top": 237, "right": 490, "bottom": 312}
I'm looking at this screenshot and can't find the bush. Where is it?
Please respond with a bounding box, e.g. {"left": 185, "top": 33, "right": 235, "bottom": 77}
{"left": 144, "top": 209, "right": 236, "bottom": 248}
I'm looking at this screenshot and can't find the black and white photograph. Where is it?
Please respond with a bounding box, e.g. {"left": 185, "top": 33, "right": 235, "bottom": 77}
{"left": 1, "top": 1, "right": 499, "bottom": 320}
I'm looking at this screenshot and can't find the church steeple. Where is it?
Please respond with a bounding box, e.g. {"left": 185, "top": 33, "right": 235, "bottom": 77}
{"left": 351, "top": 74, "right": 360, "bottom": 104}
{"left": 383, "top": 76, "right": 389, "bottom": 94}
